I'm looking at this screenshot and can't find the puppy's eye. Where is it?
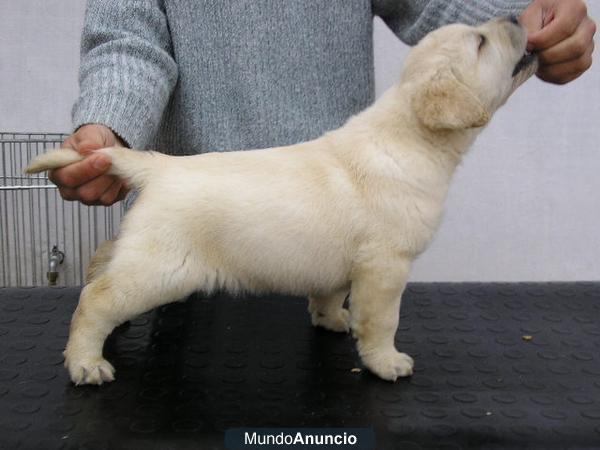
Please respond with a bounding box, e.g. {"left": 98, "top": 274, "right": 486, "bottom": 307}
{"left": 478, "top": 34, "right": 487, "bottom": 50}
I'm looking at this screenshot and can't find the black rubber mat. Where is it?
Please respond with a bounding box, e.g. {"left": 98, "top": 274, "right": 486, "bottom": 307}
{"left": 1, "top": 283, "right": 599, "bottom": 450}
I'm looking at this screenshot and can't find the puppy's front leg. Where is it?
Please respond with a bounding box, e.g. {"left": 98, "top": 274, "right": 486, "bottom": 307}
{"left": 350, "top": 258, "right": 413, "bottom": 381}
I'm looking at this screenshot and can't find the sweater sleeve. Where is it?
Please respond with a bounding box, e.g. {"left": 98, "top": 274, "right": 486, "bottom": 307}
{"left": 373, "top": 0, "right": 532, "bottom": 45}
{"left": 71, "top": 0, "right": 178, "bottom": 149}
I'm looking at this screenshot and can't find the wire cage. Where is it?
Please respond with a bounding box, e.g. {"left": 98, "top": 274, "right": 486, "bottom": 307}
{"left": 0, "top": 132, "right": 124, "bottom": 287}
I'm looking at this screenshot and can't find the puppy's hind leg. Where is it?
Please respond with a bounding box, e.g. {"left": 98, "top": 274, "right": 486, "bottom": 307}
{"left": 64, "top": 242, "right": 202, "bottom": 385}
{"left": 86, "top": 239, "right": 115, "bottom": 283}
{"left": 308, "top": 286, "right": 350, "bottom": 333}
{"left": 349, "top": 258, "right": 413, "bottom": 381}
{"left": 64, "top": 276, "right": 120, "bottom": 385}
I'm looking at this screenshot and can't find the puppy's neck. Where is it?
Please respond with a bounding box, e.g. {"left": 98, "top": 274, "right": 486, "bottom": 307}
{"left": 382, "top": 82, "right": 481, "bottom": 161}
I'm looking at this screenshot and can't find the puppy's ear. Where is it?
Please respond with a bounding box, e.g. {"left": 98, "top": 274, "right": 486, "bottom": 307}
{"left": 412, "top": 68, "right": 490, "bottom": 131}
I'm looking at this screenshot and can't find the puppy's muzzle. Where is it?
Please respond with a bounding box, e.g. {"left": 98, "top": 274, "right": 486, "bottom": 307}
{"left": 502, "top": 16, "right": 537, "bottom": 77}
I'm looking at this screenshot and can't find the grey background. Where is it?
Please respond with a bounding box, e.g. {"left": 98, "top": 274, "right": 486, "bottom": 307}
{"left": 1, "top": 1, "right": 598, "bottom": 282}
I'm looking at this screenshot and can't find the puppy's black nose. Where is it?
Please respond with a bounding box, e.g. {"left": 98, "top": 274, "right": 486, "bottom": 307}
{"left": 508, "top": 15, "right": 519, "bottom": 25}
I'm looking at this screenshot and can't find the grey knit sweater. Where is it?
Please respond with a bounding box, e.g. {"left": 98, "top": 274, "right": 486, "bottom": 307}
{"left": 72, "top": 0, "right": 530, "bottom": 155}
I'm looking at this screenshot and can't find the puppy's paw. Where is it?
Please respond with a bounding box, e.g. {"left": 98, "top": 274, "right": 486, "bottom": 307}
{"left": 311, "top": 308, "right": 351, "bottom": 333}
{"left": 64, "top": 351, "right": 115, "bottom": 385}
{"left": 362, "top": 349, "right": 414, "bottom": 381}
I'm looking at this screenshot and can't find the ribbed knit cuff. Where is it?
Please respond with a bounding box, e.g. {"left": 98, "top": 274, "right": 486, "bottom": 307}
{"left": 71, "top": 90, "right": 161, "bottom": 150}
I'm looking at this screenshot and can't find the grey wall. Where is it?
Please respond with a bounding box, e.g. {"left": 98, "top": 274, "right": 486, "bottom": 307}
{"left": 0, "top": 1, "right": 84, "bottom": 133}
{"left": 1, "top": 1, "right": 599, "bottom": 281}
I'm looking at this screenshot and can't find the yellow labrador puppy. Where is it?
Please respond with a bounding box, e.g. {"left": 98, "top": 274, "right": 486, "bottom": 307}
{"left": 26, "top": 17, "right": 537, "bottom": 385}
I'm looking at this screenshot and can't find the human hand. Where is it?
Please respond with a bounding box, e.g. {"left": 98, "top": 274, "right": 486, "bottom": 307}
{"left": 519, "top": 0, "right": 596, "bottom": 84}
{"left": 49, "top": 124, "right": 129, "bottom": 206}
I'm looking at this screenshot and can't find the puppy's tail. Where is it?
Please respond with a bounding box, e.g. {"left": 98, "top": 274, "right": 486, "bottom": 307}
{"left": 24, "top": 147, "right": 165, "bottom": 189}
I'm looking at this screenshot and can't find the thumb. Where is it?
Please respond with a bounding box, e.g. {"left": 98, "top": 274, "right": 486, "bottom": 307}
{"left": 519, "top": 2, "right": 544, "bottom": 51}
{"left": 520, "top": 2, "right": 543, "bottom": 33}
{"left": 72, "top": 125, "right": 117, "bottom": 156}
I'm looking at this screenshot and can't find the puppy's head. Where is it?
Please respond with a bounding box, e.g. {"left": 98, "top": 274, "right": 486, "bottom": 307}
{"left": 405, "top": 17, "right": 538, "bottom": 131}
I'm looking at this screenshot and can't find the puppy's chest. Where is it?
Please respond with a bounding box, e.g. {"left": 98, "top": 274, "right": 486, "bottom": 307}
{"left": 372, "top": 187, "right": 445, "bottom": 256}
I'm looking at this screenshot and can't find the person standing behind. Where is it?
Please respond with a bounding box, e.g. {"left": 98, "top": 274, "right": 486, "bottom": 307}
{"left": 50, "top": 0, "right": 595, "bottom": 206}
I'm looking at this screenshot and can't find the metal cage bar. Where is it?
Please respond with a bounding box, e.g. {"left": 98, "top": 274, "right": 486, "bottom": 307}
{"left": 0, "top": 132, "right": 124, "bottom": 287}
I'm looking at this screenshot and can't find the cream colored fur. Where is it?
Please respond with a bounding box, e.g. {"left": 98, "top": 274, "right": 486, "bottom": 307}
{"left": 25, "top": 18, "right": 537, "bottom": 385}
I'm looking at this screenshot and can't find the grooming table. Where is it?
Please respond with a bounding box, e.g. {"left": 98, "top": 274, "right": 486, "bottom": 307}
{"left": 1, "top": 283, "right": 599, "bottom": 449}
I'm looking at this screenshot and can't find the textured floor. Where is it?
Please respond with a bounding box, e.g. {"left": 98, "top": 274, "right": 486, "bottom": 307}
{"left": 0, "top": 283, "right": 599, "bottom": 449}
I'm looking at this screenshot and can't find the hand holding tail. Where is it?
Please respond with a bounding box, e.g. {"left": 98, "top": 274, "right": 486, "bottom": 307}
{"left": 25, "top": 142, "right": 162, "bottom": 195}
{"left": 27, "top": 124, "right": 129, "bottom": 206}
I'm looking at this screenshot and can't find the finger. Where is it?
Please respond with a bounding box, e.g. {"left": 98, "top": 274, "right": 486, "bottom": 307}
{"left": 48, "top": 153, "right": 111, "bottom": 188}
{"left": 116, "top": 185, "right": 129, "bottom": 202}
{"left": 57, "top": 186, "right": 79, "bottom": 202}
{"left": 58, "top": 177, "right": 121, "bottom": 206}
{"left": 98, "top": 179, "right": 126, "bottom": 206}
{"left": 75, "top": 175, "right": 116, "bottom": 206}
{"left": 536, "top": 45, "right": 594, "bottom": 84}
{"left": 528, "top": 1, "right": 588, "bottom": 51}
{"left": 537, "top": 17, "right": 596, "bottom": 65}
